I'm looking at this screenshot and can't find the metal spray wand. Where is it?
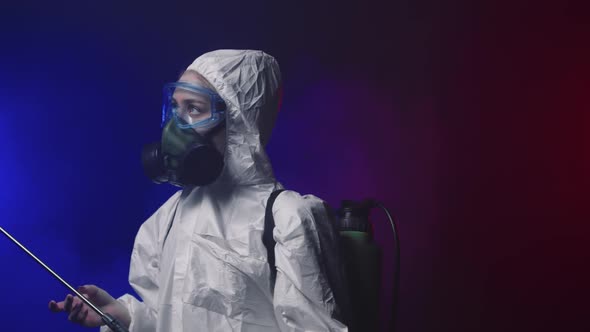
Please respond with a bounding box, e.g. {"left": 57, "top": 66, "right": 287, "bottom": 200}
{"left": 0, "top": 226, "right": 128, "bottom": 332}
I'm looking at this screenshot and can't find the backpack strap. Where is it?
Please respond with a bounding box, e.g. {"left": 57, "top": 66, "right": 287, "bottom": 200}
{"left": 263, "top": 189, "right": 285, "bottom": 285}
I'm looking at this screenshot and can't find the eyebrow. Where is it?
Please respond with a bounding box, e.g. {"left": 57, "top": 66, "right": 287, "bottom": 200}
{"left": 172, "top": 97, "right": 208, "bottom": 106}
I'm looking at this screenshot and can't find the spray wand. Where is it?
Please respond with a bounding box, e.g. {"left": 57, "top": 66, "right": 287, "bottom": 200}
{"left": 0, "top": 226, "right": 128, "bottom": 332}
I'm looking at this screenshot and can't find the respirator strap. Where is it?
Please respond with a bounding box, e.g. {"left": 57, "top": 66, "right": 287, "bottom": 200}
{"left": 262, "top": 189, "right": 285, "bottom": 287}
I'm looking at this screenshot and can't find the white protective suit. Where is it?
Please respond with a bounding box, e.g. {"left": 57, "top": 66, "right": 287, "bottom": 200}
{"left": 102, "top": 50, "right": 348, "bottom": 332}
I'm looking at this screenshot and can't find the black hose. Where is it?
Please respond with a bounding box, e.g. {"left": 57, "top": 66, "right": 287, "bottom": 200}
{"left": 369, "top": 201, "right": 400, "bottom": 332}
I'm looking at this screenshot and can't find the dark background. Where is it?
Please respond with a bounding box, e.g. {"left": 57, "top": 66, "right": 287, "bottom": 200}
{"left": 0, "top": 1, "right": 588, "bottom": 331}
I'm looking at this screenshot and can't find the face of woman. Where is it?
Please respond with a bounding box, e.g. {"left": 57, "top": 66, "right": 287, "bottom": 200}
{"left": 174, "top": 70, "right": 226, "bottom": 153}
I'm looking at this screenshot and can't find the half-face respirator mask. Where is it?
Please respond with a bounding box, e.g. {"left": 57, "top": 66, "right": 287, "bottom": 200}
{"left": 142, "top": 82, "right": 226, "bottom": 187}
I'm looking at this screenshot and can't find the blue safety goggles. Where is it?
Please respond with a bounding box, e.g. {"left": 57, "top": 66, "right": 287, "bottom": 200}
{"left": 161, "top": 82, "right": 226, "bottom": 129}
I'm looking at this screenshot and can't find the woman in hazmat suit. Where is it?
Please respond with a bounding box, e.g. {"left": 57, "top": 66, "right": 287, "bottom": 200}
{"left": 49, "top": 49, "right": 348, "bottom": 331}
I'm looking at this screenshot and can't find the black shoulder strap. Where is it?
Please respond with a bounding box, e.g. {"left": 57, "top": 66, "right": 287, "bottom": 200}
{"left": 263, "top": 189, "right": 285, "bottom": 285}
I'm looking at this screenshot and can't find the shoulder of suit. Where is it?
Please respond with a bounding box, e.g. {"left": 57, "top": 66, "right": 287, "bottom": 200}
{"left": 273, "top": 190, "right": 327, "bottom": 219}
{"left": 139, "top": 190, "right": 183, "bottom": 232}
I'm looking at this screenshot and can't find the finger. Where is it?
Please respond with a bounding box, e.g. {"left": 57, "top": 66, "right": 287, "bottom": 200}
{"left": 70, "top": 296, "right": 82, "bottom": 316}
{"left": 77, "top": 306, "right": 89, "bottom": 324}
{"left": 48, "top": 300, "right": 65, "bottom": 312}
{"left": 64, "top": 294, "right": 73, "bottom": 312}
{"left": 69, "top": 297, "right": 86, "bottom": 321}
{"left": 79, "top": 284, "right": 113, "bottom": 306}
{"left": 68, "top": 301, "right": 83, "bottom": 322}
{"left": 74, "top": 296, "right": 83, "bottom": 307}
{"left": 78, "top": 285, "right": 98, "bottom": 298}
